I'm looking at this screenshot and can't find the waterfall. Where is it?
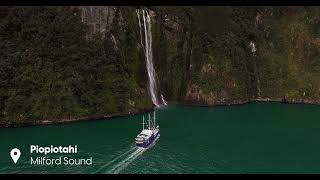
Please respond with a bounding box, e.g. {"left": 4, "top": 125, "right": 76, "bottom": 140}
{"left": 136, "top": 10, "right": 144, "bottom": 49}
{"left": 137, "top": 9, "right": 167, "bottom": 107}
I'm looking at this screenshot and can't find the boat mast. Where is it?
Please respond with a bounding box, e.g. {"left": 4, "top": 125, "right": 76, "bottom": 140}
{"left": 143, "top": 116, "right": 145, "bottom": 130}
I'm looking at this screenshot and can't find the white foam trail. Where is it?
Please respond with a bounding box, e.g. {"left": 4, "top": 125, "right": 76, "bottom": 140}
{"left": 107, "top": 147, "right": 146, "bottom": 174}
{"left": 94, "top": 147, "right": 136, "bottom": 174}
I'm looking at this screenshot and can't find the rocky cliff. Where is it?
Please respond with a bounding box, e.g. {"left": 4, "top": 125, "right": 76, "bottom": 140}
{"left": 147, "top": 7, "right": 319, "bottom": 106}
{"left": 0, "top": 6, "right": 319, "bottom": 127}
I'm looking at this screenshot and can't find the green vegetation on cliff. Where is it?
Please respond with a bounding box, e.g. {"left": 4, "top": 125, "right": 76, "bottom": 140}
{"left": 0, "top": 7, "right": 151, "bottom": 125}
{"left": 0, "top": 6, "right": 319, "bottom": 125}
{"left": 153, "top": 6, "right": 320, "bottom": 105}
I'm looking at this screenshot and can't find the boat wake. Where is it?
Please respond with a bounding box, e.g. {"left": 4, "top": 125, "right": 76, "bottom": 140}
{"left": 94, "top": 146, "right": 135, "bottom": 173}
{"left": 106, "top": 147, "right": 146, "bottom": 174}
{"left": 95, "top": 146, "right": 146, "bottom": 174}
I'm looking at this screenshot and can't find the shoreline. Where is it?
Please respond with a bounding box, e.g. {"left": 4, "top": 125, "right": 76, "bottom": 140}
{"left": 1, "top": 99, "right": 319, "bottom": 128}
{"left": 176, "top": 98, "right": 320, "bottom": 107}
{"left": 0, "top": 107, "right": 154, "bottom": 129}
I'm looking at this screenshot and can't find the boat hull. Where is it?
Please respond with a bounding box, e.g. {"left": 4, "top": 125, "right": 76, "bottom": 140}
{"left": 136, "top": 132, "right": 160, "bottom": 148}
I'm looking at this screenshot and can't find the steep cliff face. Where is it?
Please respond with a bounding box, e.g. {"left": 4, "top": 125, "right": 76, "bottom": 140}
{"left": 0, "top": 6, "right": 319, "bottom": 126}
{"left": 77, "top": 6, "right": 320, "bottom": 106}
{"left": 149, "top": 7, "right": 320, "bottom": 105}
{"left": 0, "top": 6, "right": 152, "bottom": 126}
{"left": 78, "top": 6, "right": 115, "bottom": 38}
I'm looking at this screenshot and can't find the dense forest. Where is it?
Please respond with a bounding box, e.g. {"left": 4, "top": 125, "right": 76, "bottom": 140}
{"left": 0, "top": 6, "right": 319, "bottom": 126}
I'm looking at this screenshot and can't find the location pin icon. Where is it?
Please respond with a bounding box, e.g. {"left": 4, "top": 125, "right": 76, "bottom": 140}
{"left": 10, "top": 148, "right": 21, "bottom": 164}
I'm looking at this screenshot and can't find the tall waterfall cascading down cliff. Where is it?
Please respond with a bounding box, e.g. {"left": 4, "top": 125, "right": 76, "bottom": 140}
{"left": 137, "top": 9, "right": 167, "bottom": 107}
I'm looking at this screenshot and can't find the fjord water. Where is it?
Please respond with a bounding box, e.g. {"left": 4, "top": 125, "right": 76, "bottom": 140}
{"left": 0, "top": 102, "right": 320, "bottom": 174}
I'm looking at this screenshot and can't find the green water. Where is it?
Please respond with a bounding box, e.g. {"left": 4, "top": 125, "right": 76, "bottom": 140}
{"left": 0, "top": 102, "right": 320, "bottom": 174}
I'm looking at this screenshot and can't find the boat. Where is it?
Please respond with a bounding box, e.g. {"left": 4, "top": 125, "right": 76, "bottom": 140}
{"left": 135, "top": 111, "right": 160, "bottom": 148}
